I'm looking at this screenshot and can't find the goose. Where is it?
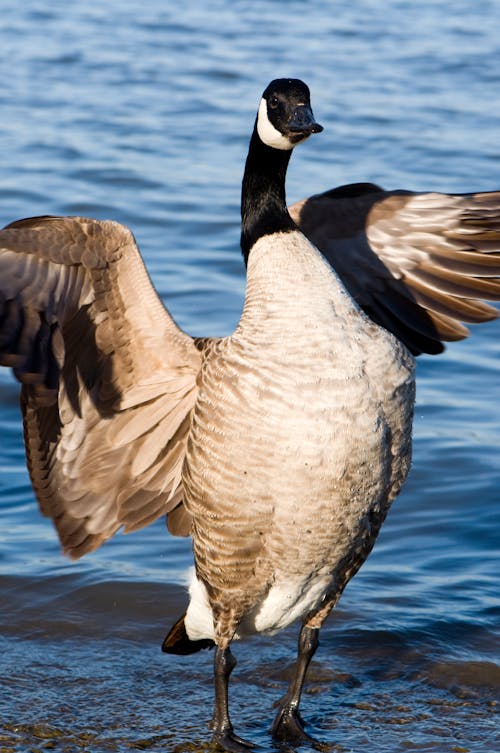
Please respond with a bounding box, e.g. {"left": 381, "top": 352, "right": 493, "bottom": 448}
{"left": 1, "top": 78, "right": 500, "bottom": 752}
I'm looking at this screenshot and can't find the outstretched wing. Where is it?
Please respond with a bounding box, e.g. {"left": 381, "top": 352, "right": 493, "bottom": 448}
{"left": 290, "top": 183, "right": 500, "bottom": 355}
{"left": 0, "top": 215, "right": 201, "bottom": 557}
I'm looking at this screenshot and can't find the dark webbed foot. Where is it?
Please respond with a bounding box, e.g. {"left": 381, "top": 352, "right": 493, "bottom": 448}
{"left": 271, "top": 625, "right": 331, "bottom": 750}
{"left": 212, "top": 726, "right": 255, "bottom": 752}
{"left": 272, "top": 704, "right": 329, "bottom": 750}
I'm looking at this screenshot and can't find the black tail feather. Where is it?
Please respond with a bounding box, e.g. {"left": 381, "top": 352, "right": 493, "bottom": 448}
{"left": 162, "top": 613, "right": 215, "bottom": 655}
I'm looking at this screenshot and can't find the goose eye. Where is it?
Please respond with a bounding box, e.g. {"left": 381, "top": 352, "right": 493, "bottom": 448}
{"left": 269, "top": 96, "right": 279, "bottom": 109}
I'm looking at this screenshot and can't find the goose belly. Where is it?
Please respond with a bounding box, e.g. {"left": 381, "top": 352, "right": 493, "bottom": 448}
{"left": 241, "top": 569, "right": 336, "bottom": 636}
{"left": 183, "top": 326, "right": 414, "bottom": 640}
{"left": 185, "top": 566, "right": 335, "bottom": 640}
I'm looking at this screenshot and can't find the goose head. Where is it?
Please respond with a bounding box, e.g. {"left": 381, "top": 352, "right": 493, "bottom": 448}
{"left": 240, "top": 78, "right": 323, "bottom": 261}
{"left": 256, "top": 78, "right": 323, "bottom": 150}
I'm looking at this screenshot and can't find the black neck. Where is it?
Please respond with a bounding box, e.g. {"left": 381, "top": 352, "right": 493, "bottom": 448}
{"left": 240, "top": 125, "right": 296, "bottom": 264}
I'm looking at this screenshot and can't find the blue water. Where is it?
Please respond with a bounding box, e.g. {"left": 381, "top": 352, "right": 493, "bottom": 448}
{"left": 0, "top": 2, "right": 499, "bottom": 752}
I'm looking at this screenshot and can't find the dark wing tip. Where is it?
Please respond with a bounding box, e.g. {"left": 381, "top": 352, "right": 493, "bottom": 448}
{"left": 2, "top": 215, "right": 58, "bottom": 230}
{"left": 162, "top": 614, "right": 215, "bottom": 655}
{"left": 317, "top": 182, "right": 385, "bottom": 200}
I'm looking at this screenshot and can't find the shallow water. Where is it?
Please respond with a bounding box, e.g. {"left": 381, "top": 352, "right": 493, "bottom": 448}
{"left": 0, "top": 2, "right": 499, "bottom": 752}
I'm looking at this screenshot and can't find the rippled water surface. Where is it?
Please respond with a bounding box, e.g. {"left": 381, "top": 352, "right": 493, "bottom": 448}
{"left": 0, "top": 2, "right": 499, "bottom": 752}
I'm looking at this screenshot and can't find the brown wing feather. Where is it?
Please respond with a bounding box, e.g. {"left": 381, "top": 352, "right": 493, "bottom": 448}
{"left": 290, "top": 185, "right": 500, "bottom": 355}
{"left": 0, "top": 216, "right": 201, "bottom": 557}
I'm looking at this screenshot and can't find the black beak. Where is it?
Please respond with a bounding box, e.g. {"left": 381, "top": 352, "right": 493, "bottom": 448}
{"left": 288, "top": 104, "right": 323, "bottom": 136}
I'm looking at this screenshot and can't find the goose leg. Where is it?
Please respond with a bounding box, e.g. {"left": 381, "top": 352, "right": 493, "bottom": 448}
{"left": 272, "top": 625, "right": 323, "bottom": 749}
{"left": 211, "top": 645, "right": 254, "bottom": 752}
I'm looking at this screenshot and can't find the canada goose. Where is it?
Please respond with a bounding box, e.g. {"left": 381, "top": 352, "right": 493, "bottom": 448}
{"left": 0, "top": 78, "right": 499, "bottom": 751}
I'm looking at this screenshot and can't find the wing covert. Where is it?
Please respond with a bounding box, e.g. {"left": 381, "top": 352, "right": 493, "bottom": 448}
{"left": 291, "top": 185, "right": 500, "bottom": 355}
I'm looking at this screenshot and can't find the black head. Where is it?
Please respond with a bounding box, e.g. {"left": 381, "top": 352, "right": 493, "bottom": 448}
{"left": 256, "top": 78, "right": 323, "bottom": 150}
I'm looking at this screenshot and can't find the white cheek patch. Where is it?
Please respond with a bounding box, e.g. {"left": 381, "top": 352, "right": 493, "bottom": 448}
{"left": 256, "top": 98, "right": 294, "bottom": 150}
